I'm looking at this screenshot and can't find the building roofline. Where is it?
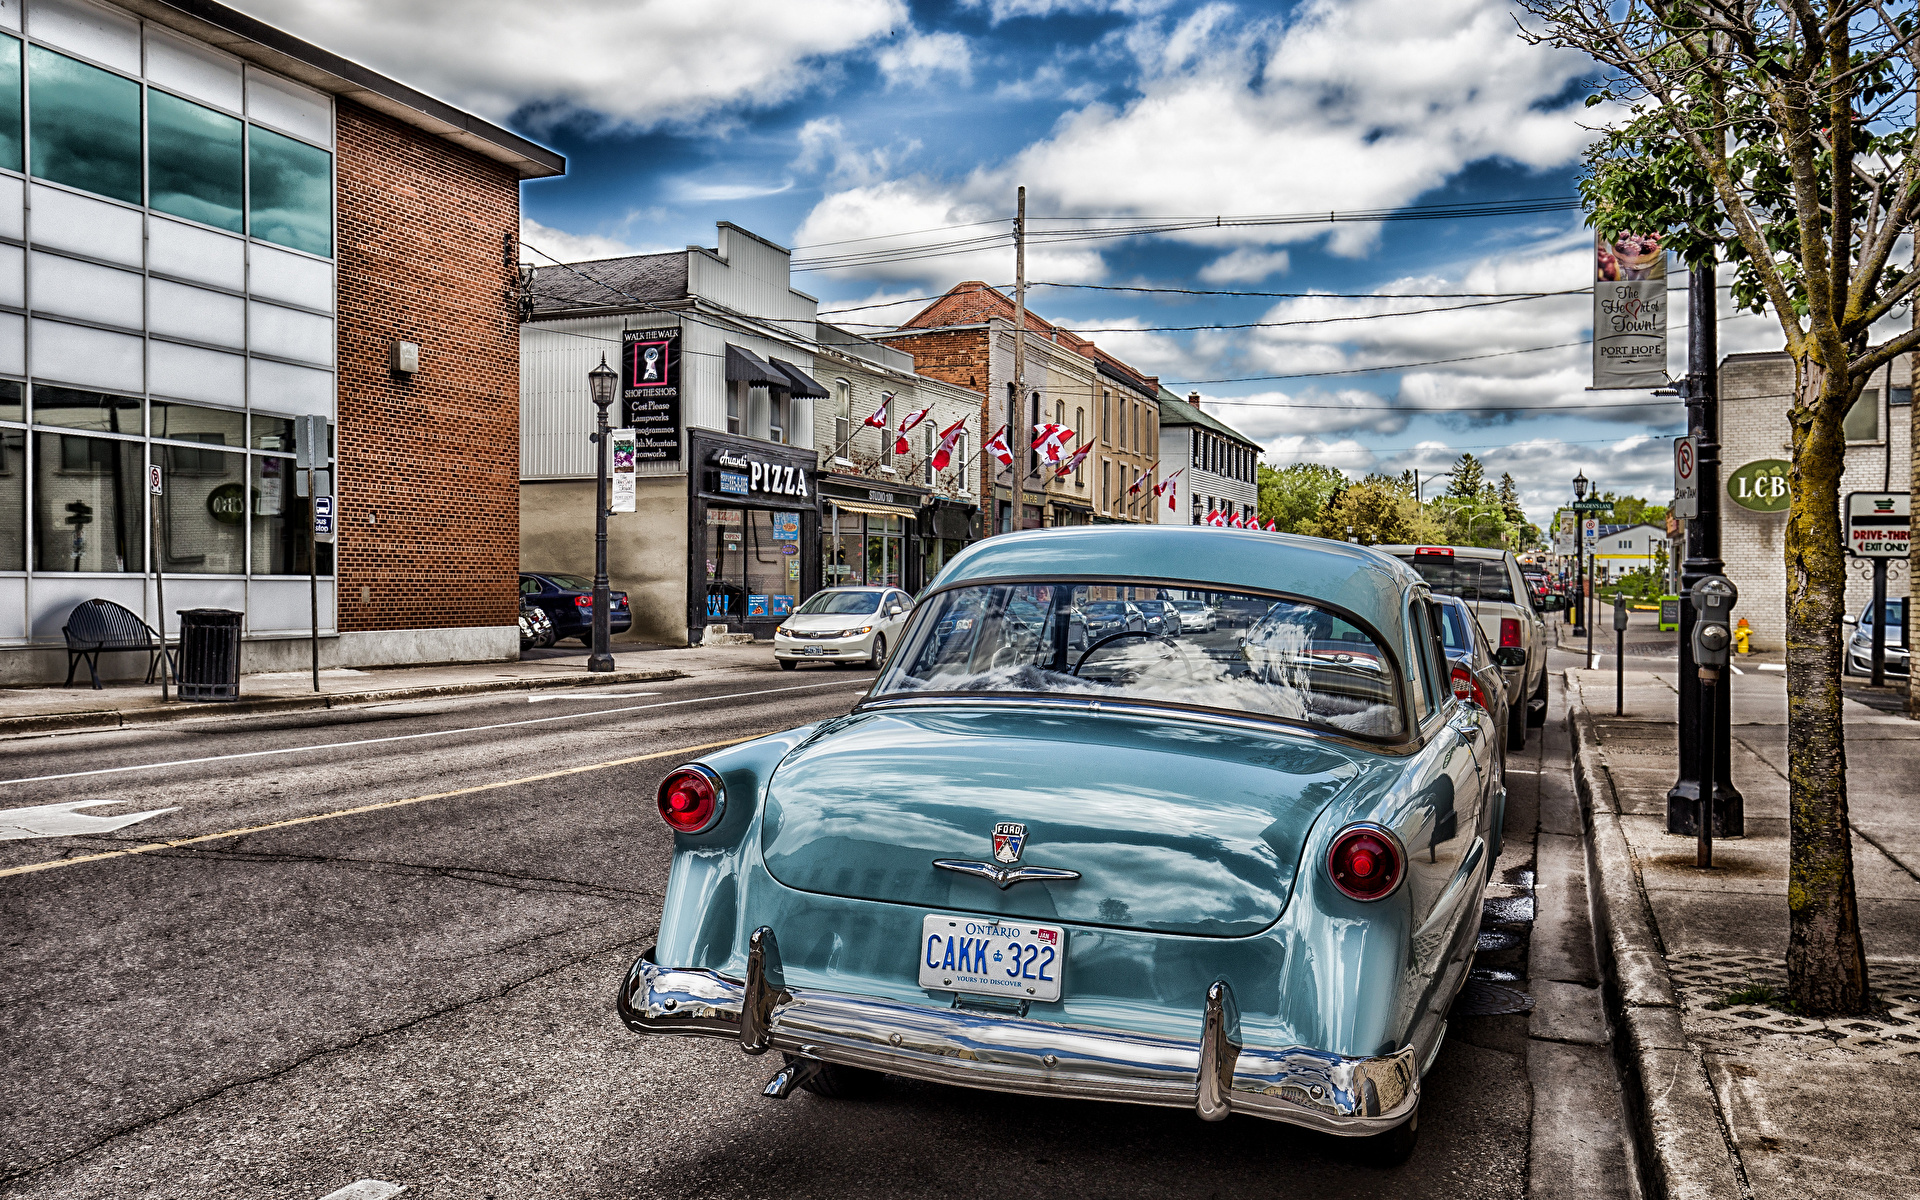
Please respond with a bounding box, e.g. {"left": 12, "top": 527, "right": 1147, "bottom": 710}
{"left": 123, "top": 0, "right": 565, "bottom": 179}
{"left": 1155, "top": 388, "right": 1260, "bottom": 448}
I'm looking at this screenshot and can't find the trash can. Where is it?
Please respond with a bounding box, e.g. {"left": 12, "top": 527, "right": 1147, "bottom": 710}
{"left": 176, "top": 608, "right": 243, "bottom": 701}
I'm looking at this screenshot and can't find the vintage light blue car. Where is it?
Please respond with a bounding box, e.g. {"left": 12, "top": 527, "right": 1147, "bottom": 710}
{"left": 618, "top": 526, "right": 1503, "bottom": 1163}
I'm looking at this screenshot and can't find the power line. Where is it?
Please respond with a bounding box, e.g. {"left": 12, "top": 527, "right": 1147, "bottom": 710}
{"left": 1168, "top": 341, "right": 1592, "bottom": 383}
{"left": 1203, "top": 394, "right": 1678, "bottom": 412}
{"left": 830, "top": 289, "right": 1588, "bottom": 333}
{"left": 1035, "top": 281, "right": 1579, "bottom": 300}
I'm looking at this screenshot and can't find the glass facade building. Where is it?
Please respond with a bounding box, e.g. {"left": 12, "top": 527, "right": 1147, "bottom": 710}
{"left": 0, "top": 0, "right": 338, "bottom": 646}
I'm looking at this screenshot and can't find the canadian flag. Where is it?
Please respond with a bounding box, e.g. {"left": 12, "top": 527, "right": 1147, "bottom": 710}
{"left": 1055, "top": 441, "right": 1094, "bottom": 477}
{"left": 929, "top": 418, "right": 967, "bottom": 471}
{"left": 1264, "top": 518, "right": 1279, "bottom": 532}
{"left": 1229, "top": 510, "right": 1247, "bottom": 528}
{"left": 1207, "top": 508, "right": 1228, "bottom": 527}
{"left": 1152, "top": 469, "right": 1183, "bottom": 511}
{"left": 894, "top": 405, "right": 934, "bottom": 456}
{"left": 1032, "top": 423, "right": 1074, "bottom": 464}
{"left": 1127, "top": 467, "right": 1153, "bottom": 495}
{"left": 863, "top": 396, "right": 890, "bottom": 428}
{"left": 983, "top": 424, "right": 1014, "bottom": 466}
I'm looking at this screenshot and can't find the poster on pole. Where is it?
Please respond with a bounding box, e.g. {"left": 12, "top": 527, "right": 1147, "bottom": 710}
{"left": 1593, "top": 231, "right": 1668, "bottom": 389}
{"left": 622, "top": 326, "right": 682, "bottom": 463}
{"left": 610, "top": 429, "right": 637, "bottom": 513}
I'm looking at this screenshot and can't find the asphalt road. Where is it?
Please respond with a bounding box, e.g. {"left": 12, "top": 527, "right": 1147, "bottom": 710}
{"left": 1, "top": 654, "right": 1608, "bottom": 1200}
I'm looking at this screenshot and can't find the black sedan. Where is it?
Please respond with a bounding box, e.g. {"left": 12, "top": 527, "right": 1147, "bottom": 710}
{"left": 521, "top": 572, "right": 632, "bottom": 645}
{"left": 1434, "top": 593, "right": 1517, "bottom": 759}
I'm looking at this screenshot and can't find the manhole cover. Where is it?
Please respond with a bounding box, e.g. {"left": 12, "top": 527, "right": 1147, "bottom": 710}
{"left": 1451, "top": 980, "right": 1535, "bottom": 1017}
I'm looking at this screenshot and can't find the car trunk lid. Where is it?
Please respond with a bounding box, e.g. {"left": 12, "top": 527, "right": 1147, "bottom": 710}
{"left": 759, "top": 707, "right": 1371, "bottom": 937}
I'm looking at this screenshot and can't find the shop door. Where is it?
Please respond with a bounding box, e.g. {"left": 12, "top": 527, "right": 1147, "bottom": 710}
{"left": 865, "top": 514, "right": 903, "bottom": 589}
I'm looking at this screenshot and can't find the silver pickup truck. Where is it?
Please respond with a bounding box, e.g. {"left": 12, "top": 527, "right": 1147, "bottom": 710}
{"left": 1377, "top": 544, "right": 1549, "bottom": 751}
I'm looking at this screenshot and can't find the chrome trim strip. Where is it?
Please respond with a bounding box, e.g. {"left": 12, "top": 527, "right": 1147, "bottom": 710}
{"left": 931, "top": 858, "right": 1082, "bottom": 889}
{"left": 740, "top": 926, "right": 784, "bottom": 1055}
{"left": 617, "top": 952, "right": 1419, "bottom": 1135}
{"left": 1195, "top": 979, "right": 1241, "bottom": 1122}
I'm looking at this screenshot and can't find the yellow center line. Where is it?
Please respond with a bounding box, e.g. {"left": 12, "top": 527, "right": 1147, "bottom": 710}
{"left": 0, "top": 735, "right": 754, "bottom": 881}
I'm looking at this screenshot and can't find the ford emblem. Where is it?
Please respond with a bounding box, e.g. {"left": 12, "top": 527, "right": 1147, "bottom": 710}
{"left": 992, "top": 822, "right": 1026, "bottom": 864}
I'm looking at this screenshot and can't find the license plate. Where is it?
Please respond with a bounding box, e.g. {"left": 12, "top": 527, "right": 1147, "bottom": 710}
{"left": 800, "top": 646, "right": 824, "bottom": 655}
{"left": 918, "top": 914, "right": 1064, "bottom": 1003}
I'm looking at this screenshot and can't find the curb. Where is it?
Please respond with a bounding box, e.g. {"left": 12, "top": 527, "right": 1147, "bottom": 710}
{"left": 1567, "top": 698, "right": 1747, "bottom": 1200}
{"left": 0, "top": 668, "right": 689, "bottom": 739}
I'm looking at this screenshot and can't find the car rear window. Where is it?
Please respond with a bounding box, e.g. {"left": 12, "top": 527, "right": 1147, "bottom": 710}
{"left": 1393, "top": 554, "right": 1515, "bottom": 603}
{"left": 542, "top": 573, "right": 593, "bottom": 591}
{"left": 1437, "top": 602, "right": 1475, "bottom": 651}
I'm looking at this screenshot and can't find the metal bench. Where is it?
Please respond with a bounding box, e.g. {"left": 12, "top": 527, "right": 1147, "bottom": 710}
{"left": 62, "top": 599, "right": 175, "bottom": 690}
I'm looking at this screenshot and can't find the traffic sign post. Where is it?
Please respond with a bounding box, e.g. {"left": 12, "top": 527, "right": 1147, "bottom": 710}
{"left": 1845, "top": 492, "right": 1910, "bottom": 687}
{"left": 149, "top": 464, "right": 169, "bottom": 702}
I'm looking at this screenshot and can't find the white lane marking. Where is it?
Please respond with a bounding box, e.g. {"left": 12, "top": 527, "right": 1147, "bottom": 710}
{"left": 527, "top": 691, "right": 663, "bottom": 702}
{"left": 1731, "top": 664, "right": 1746, "bottom": 675}
{"left": 1758, "top": 663, "right": 1785, "bottom": 672}
{"left": 0, "top": 799, "right": 179, "bottom": 840}
{"left": 319, "top": 1183, "right": 407, "bottom": 1200}
{"left": 0, "top": 678, "right": 870, "bottom": 788}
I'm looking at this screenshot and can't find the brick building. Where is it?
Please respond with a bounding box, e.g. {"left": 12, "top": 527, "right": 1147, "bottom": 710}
{"left": 874, "top": 282, "right": 1162, "bottom": 532}
{"left": 0, "top": 0, "right": 562, "bottom": 683}
{"left": 1716, "top": 350, "right": 1911, "bottom": 651}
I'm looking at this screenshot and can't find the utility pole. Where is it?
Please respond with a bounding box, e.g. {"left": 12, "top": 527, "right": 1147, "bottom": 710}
{"left": 1668, "top": 262, "right": 1743, "bottom": 835}
{"left": 1005, "top": 185, "right": 1026, "bottom": 536}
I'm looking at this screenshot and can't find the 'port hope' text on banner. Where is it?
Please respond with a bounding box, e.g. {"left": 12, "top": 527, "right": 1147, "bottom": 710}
{"left": 1593, "top": 230, "right": 1668, "bottom": 390}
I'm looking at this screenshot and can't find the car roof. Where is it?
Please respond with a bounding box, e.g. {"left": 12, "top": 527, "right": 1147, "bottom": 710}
{"left": 1374, "top": 544, "right": 1513, "bottom": 561}
{"left": 932, "top": 526, "right": 1421, "bottom": 635}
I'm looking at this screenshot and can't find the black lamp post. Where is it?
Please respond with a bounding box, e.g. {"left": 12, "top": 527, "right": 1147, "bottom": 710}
{"left": 587, "top": 354, "right": 618, "bottom": 673}
{"left": 1573, "top": 471, "right": 1596, "bottom": 667}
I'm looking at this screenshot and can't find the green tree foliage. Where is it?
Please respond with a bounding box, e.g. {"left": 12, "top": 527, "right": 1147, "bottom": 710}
{"left": 1497, "top": 473, "right": 1526, "bottom": 525}
{"left": 1300, "top": 474, "right": 1426, "bottom": 546}
{"left": 1519, "top": 0, "right": 1920, "bottom": 1014}
{"left": 1257, "top": 462, "right": 1349, "bottom": 533}
{"left": 1446, "top": 453, "right": 1487, "bottom": 500}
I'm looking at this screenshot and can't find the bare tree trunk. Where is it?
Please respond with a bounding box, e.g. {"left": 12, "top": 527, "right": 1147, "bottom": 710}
{"left": 1784, "top": 365, "right": 1870, "bottom": 1014}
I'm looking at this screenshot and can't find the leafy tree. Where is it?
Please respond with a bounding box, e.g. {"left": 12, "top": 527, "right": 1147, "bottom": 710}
{"left": 1518, "top": 0, "right": 1920, "bottom": 1014}
{"left": 1302, "top": 474, "right": 1424, "bottom": 546}
{"left": 1258, "top": 462, "right": 1349, "bottom": 533}
{"left": 1598, "top": 491, "right": 1669, "bottom": 528}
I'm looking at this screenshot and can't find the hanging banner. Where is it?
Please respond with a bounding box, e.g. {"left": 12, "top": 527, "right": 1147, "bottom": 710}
{"left": 622, "top": 325, "right": 683, "bottom": 462}
{"left": 610, "top": 429, "right": 637, "bottom": 513}
{"left": 1593, "top": 231, "right": 1668, "bottom": 389}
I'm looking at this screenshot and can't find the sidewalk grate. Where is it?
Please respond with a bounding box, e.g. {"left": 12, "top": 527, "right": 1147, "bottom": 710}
{"left": 1669, "top": 952, "right": 1920, "bottom": 1061}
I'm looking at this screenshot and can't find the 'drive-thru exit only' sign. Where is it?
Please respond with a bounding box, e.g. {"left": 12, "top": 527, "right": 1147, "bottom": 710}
{"left": 1845, "top": 492, "right": 1910, "bottom": 558}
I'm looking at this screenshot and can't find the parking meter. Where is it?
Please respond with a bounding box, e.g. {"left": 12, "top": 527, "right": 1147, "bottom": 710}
{"left": 1612, "top": 594, "right": 1629, "bottom": 631}
{"left": 1689, "top": 576, "right": 1737, "bottom": 669}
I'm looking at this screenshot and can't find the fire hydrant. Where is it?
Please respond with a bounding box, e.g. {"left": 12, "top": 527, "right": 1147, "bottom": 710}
{"left": 1733, "top": 617, "right": 1751, "bottom": 656}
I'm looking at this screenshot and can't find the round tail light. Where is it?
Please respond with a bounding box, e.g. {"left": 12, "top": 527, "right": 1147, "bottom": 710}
{"left": 1328, "top": 823, "right": 1405, "bottom": 901}
{"left": 1450, "top": 663, "right": 1487, "bottom": 709}
{"left": 657, "top": 765, "right": 724, "bottom": 834}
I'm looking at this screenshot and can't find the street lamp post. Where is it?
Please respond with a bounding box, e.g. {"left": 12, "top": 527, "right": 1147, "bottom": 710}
{"left": 1573, "top": 472, "right": 1593, "bottom": 667}
{"left": 587, "top": 355, "right": 618, "bottom": 674}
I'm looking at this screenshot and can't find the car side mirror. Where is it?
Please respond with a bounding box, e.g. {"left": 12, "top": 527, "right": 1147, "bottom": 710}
{"left": 889, "top": 605, "right": 905, "bottom": 616}
{"left": 1493, "top": 646, "right": 1527, "bottom": 669}
{"left": 1842, "top": 614, "right": 1857, "bottom": 626}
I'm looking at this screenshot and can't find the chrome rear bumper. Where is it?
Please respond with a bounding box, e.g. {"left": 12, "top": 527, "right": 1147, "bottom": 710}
{"left": 616, "top": 933, "right": 1418, "bottom": 1136}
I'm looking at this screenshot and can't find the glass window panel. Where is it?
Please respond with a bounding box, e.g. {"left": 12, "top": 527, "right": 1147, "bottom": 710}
{"left": 705, "top": 504, "right": 744, "bottom": 619}
{"left": 151, "top": 400, "right": 244, "bottom": 447}
{"left": 743, "top": 509, "right": 795, "bottom": 613}
{"left": 249, "top": 454, "right": 331, "bottom": 575}
{"left": 154, "top": 442, "right": 244, "bottom": 573}
{"left": 28, "top": 46, "right": 141, "bottom": 205}
{"left": 0, "top": 427, "right": 21, "bottom": 569}
{"left": 31, "top": 386, "right": 140, "bottom": 433}
{"left": 250, "top": 412, "right": 296, "bottom": 451}
{"left": 0, "top": 35, "right": 20, "bottom": 173}
{"left": 1844, "top": 389, "right": 1879, "bottom": 442}
{"left": 0, "top": 379, "right": 22, "bottom": 423}
{"left": 147, "top": 89, "right": 242, "bottom": 232}
{"left": 34, "top": 430, "right": 143, "bottom": 571}
{"left": 248, "top": 126, "right": 332, "bottom": 258}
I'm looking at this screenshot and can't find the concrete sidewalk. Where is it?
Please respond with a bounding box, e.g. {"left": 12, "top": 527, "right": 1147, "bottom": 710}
{"left": 0, "top": 642, "right": 783, "bottom": 737}
{"left": 1567, "top": 667, "right": 1920, "bottom": 1199}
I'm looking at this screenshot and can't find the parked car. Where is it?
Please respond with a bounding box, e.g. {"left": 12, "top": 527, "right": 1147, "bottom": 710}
{"left": 1171, "top": 598, "right": 1218, "bottom": 632}
{"left": 619, "top": 527, "right": 1505, "bottom": 1165}
{"left": 519, "top": 598, "right": 555, "bottom": 650}
{"left": 1136, "top": 598, "right": 1184, "bottom": 638}
{"left": 1076, "top": 599, "right": 1147, "bottom": 642}
{"left": 1377, "top": 545, "right": 1547, "bottom": 751}
{"left": 520, "top": 572, "right": 630, "bottom": 645}
{"left": 1434, "top": 594, "right": 1517, "bottom": 775}
{"left": 1522, "top": 572, "right": 1565, "bottom": 614}
{"left": 1843, "top": 598, "right": 1909, "bottom": 678}
{"left": 774, "top": 587, "right": 913, "bottom": 670}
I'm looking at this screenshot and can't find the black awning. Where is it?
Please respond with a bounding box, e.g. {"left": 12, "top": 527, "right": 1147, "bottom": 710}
{"left": 768, "top": 357, "right": 830, "bottom": 399}
{"left": 725, "top": 344, "right": 785, "bottom": 389}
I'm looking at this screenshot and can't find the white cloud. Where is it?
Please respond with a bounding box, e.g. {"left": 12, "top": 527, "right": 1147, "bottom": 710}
{"left": 234, "top": 0, "right": 908, "bottom": 128}
{"left": 878, "top": 31, "right": 974, "bottom": 86}
{"left": 518, "top": 218, "right": 672, "bottom": 264}
{"left": 1198, "top": 248, "right": 1291, "bottom": 283}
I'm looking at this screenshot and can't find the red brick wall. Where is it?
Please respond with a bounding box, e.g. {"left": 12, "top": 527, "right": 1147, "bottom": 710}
{"left": 333, "top": 101, "right": 522, "bottom": 634}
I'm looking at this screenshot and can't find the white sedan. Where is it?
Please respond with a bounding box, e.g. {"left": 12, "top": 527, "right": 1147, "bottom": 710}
{"left": 1172, "top": 599, "right": 1218, "bottom": 632}
{"left": 774, "top": 587, "right": 914, "bottom": 670}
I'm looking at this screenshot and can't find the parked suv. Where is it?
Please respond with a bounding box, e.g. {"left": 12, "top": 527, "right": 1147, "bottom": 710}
{"left": 1377, "top": 544, "right": 1548, "bottom": 750}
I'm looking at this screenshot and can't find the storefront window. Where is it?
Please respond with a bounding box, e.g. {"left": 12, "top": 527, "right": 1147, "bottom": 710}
{"left": 248, "top": 126, "right": 332, "bottom": 258}
{"left": 148, "top": 89, "right": 243, "bottom": 232}
{"left": 0, "top": 35, "right": 20, "bottom": 174}
{"left": 29, "top": 46, "right": 141, "bottom": 205}
{"left": 866, "top": 514, "right": 902, "bottom": 588}
{"left": 152, "top": 400, "right": 244, "bottom": 447}
{"left": 705, "top": 505, "right": 744, "bottom": 619}
{"left": 154, "top": 442, "right": 244, "bottom": 573}
{"left": 32, "top": 387, "right": 141, "bottom": 434}
{"left": 824, "top": 510, "right": 858, "bottom": 585}
{"left": 251, "top": 412, "right": 298, "bottom": 451}
{"left": 34, "top": 431, "right": 142, "bottom": 572}
{"left": 0, "top": 428, "right": 23, "bottom": 570}
{"left": 250, "top": 455, "right": 331, "bottom": 574}
{"left": 0, "top": 380, "right": 22, "bottom": 424}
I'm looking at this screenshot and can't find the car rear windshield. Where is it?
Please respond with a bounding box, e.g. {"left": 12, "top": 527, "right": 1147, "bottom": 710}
{"left": 1393, "top": 554, "right": 1515, "bottom": 602}
{"left": 873, "top": 582, "right": 1405, "bottom": 739}
{"left": 797, "top": 590, "right": 882, "bottom": 615}
{"left": 541, "top": 573, "right": 593, "bottom": 591}
{"left": 1437, "top": 602, "right": 1475, "bottom": 652}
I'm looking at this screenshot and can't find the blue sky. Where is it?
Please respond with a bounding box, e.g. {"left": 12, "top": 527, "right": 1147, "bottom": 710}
{"left": 245, "top": 0, "right": 1799, "bottom": 525}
